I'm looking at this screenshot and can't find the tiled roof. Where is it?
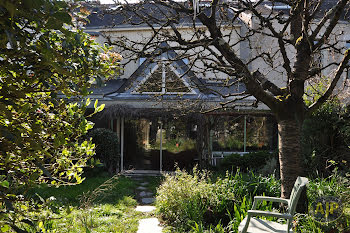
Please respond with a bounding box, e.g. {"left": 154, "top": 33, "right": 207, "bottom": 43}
{"left": 85, "top": 1, "right": 238, "bottom": 29}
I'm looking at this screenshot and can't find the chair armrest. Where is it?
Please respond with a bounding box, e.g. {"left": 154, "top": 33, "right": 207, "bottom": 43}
{"left": 252, "top": 196, "right": 289, "bottom": 209}
{"left": 247, "top": 210, "right": 293, "bottom": 220}
{"left": 254, "top": 196, "right": 289, "bottom": 204}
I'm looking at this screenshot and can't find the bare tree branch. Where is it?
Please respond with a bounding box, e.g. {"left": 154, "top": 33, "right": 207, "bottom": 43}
{"left": 308, "top": 49, "right": 350, "bottom": 113}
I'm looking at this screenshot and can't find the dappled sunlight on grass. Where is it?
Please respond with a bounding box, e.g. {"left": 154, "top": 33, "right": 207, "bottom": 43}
{"left": 24, "top": 174, "right": 154, "bottom": 232}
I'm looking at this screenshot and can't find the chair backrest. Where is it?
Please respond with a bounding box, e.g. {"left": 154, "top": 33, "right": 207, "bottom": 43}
{"left": 287, "top": 177, "right": 309, "bottom": 215}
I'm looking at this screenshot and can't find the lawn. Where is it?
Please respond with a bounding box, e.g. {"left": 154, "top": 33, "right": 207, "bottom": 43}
{"left": 24, "top": 173, "right": 154, "bottom": 233}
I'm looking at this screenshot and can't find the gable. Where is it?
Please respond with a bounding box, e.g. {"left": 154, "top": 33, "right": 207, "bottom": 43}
{"left": 137, "top": 66, "right": 163, "bottom": 93}
{"left": 165, "top": 66, "right": 190, "bottom": 93}
{"left": 134, "top": 63, "right": 192, "bottom": 94}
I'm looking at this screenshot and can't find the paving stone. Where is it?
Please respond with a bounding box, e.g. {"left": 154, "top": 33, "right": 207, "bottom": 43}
{"left": 137, "top": 218, "right": 163, "bottom": 233}
{"left": 139, "top": 191, "right": 153, "bottom": 197}
{"left": 140, "top": 182, "right": 149, "bottom": 186}
{"left": 135, "top": 205, "right": 156, "bottom": 213}
{"left": 136, "top": 186, "right": 147, "bottom": 190}
{"left": 141, "top": 197, "right": 155, "bottom": 204}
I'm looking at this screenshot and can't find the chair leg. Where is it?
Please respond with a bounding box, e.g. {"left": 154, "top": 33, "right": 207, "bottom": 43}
{"left": 241, "top": 215, "right": 251, "bottom": 233}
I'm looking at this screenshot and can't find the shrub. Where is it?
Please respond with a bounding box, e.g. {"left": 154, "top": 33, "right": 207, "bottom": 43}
{"left": 302, "top": 99, "right": 350, "bottom": 175}
{"left": 219, "top": 151, "right": 275, "bottom": 172}
{"left": 156, "top": 168, "right": 212, "bottom": 229}
{"left": 156, "top": 168, "right": 280, "bottom": 231}
{"left": 88, "top": 128, "right": 120, "bottom": 174}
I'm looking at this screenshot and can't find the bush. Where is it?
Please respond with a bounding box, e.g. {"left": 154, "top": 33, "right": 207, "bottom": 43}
{"left": 302, "top": 99, "right": 350, "bottom": 175}
{"left": 88, "top": 128, "right": 120, "bottom": 174}
{"left": 157, "top": 167, "right": 349, "bottom": 232}
{"left": 219, "top": 151, "right": 276, "bottom": 172}
{"left": 156, "top": 168, "right": 212, "bottom": 229}
{"left": 156, "top": 168, "right": 280, "bottom": 231}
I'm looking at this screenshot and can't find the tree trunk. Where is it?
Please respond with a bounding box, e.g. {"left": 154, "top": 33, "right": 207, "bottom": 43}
{"left": 278, "top": 119, "right": 303, "bottom": 199}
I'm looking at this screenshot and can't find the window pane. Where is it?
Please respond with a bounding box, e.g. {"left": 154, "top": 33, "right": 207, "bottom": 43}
{"left": 137, "top": 67, "right": 163, "bottom": 92}
{"left": 165, "top": 66, "right": 190, "bottom": 92}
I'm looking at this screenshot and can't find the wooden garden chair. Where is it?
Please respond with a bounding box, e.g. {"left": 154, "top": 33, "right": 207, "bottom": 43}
{"left": 238, "top": 177, "right": 309, "bottom": 233}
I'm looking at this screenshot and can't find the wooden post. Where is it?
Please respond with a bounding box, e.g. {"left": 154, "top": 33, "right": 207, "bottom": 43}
{"left": 116, "top": 117, "right": 121, "bottom": 139}
{"left": 244, "top": 115, "right": 247, "bottom": 152}
{"left": 121, "top": 117, "right": 124, "bottom": 171}
{"left": 159, "top": 120, "right": 163, "bottom": 172}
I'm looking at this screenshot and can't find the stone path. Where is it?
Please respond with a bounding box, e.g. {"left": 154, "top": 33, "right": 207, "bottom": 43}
{"left": 137, "top": 218, "right": 163, "bottom": 233}
{"left": 134, "top": 179, "right": 163, "bottom": 233}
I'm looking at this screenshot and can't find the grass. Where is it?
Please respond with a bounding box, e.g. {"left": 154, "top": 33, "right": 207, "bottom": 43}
{"left": 142, "top": 176, "right": 165, "bottom": 194}
{"left": 23, "top": 173, "right": 155, "bottom": 233}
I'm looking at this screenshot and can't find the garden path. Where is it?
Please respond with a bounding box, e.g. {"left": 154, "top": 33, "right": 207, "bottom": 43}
{"left": 134, "top": 179, "right": 163, "bottom": 233}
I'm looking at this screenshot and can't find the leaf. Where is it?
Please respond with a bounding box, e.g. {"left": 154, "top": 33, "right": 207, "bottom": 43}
{"left": 0, "top": 180, "right": 9, "bottom": 188}
{"left": 1, "top": 225, "right": 10, "bottom": 232}
{"left": 94, "top": 99, "right": 98, "bottom": 109}
{"left": 86, "top": 98, "right": 91, "bottom": 106}
{"left": 295, "top": 36, "right": 303, "bottom": 45}
{"left": 96, "top": 104, "right": 105, "bottom": 112}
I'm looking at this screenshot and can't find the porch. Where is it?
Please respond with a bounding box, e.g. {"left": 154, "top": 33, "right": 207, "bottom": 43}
{"left": 90, "top": 108, "right": 278, "bottom": 172}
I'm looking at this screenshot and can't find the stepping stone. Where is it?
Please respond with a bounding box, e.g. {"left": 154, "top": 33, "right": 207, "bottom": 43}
{"left": 137, "top": 186, "right": 147, "bottom": 190}
{"left": 135, "top": 205, "right": 156, "bottom": 213}
{"left": 141, "top": 197, "right": 155, "bottom": 204}
{"left": 137, "top": 218, "right": 163, "bottom": 233}
{"left": 139, "top": 191, "right": 153, "bottom": 197}
{"left": 140, "top": 182, "right": 149, "bottom": 186}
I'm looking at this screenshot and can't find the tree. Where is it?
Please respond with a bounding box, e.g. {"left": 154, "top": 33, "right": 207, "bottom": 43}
{"left": 0, "top": 0, "right": 117, "bottom": 231}
{"left": 103, "top": 0, "right": 350, "bottom": 198}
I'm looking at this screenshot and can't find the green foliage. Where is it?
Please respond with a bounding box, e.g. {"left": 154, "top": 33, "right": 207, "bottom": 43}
{"left": 307, "top": 170, "right": 350, "bottom": 208}
{"left": 303, "top": 76, "right": 331, "bottom": 107}
{"left": 293, "top": 171, "right": 350, "bottom": 233}
{"left": 156, "top": 168, "right": 211, "bottom": 229}
{"left": 88, "top": 128, "right": 120, "bottom": 174}
{"left": 0, "top": 0, "right": 118, "bottom": 231}
{"left": 302, "top": 99, "right": 350, "bottom": 175}
{"left": 156, "top": 168, "right": 280, "bottom": 231}
{"left": 219, "top": 151, "right": 276, "bottom": 172}
{"left": 158, "top": 168, "right": 349, "bottom": 232}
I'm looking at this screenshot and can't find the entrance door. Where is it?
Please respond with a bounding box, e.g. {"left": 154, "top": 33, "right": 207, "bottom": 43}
{"left": 123, "top": 117, "right": 198, "bottom": 171}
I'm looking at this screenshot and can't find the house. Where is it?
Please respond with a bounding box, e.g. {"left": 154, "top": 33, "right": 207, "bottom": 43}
{"left": 82, "top": 0, "right": 349, "bottom": 172}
